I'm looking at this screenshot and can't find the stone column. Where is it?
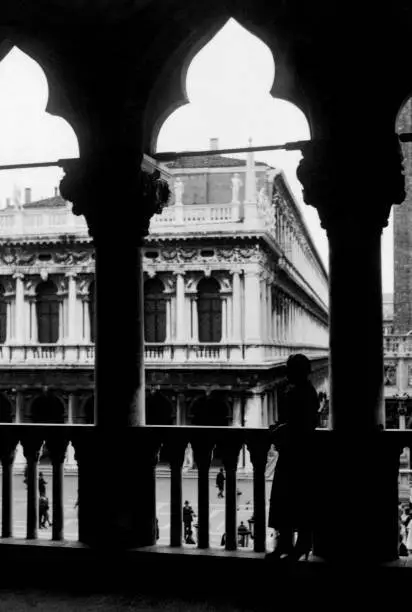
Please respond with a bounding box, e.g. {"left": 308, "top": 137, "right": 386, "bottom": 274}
{"left": 176, "top": 393, "right": 186, "bottom": 425}
{"left": 13, "top": 273, "right": 24, "bottom": 343}
{"left": 231, "top": 271, "right": 242, "bottom": 361}
{"left": 60, "top": 153, "right": 170, "bottom": 548}
{"left": 244, "top": 267, "right": 262, "bottom": 360}
{"left": 83, "top": 298, "right": 91, "bottom": 342}
{"left": 297, "top": 135, "right": 405, "bottom": 562}
{"left": 174, "top": 271, "right": 186, "bottom": 359}
{"left": 191, "top": 296, "right": 199, "bottom": 342}
{"left": 232, "top": 395, "right": 242, "bottom": 427}
{"left": 66, "top": 272, "right": 77, "bottom": 344}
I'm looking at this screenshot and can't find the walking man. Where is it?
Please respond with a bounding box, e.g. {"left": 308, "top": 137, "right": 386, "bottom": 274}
{"left": 182, "top": 500, "right": 195, "bottom": 543}
{"left": 216, "top": 468, "right": 225, "bottom": 499}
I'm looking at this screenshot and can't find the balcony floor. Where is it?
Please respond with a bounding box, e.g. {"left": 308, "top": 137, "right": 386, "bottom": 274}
{"left": 0, "top": 539, "right": 412, "bottom": 609}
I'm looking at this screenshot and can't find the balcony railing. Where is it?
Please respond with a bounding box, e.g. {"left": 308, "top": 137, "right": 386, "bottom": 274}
{"left": 0, "top": 426, "right": 408, "bottom": 556}
{"left": 0, "top": 208, "right": 89, "bottom": 236}
{"left": 0, "top": 344, "right": 95, "bottom": 365}
{"left": 150, "top": 203, "right": 239, "bottom": 227}
{"left": 0, "top": 342, "right": 327, "bottom": 366}
{"left": 144, "top": 343, "right": 328, "bottom": 363}
{"left": 384, "top": 335, "right": 412, "bottom": 355}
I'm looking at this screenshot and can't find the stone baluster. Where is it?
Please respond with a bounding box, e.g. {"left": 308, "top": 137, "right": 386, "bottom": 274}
{"left": 22, "top": 436, "right": 43, "bottom": 539}
{"left": 192, "top": 439, "right": 214, "bottom": 549}
{"left": 1, "top": 437, "right": 17, "bottom": 537}
{"left": 167, "top": 438, "right": 187, "bottom": 547}
{"left": 220, "top": 439, "right": 243, "bottom": 551}
{"left": 247, "top": 436, "right": 270, "bottom": 552}
{"left": 47, "top": 435, "right": 68, "bottom": 541}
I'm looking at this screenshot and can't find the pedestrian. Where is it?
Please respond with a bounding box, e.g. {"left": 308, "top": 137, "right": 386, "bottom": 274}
{"left": 156, "top": 518, "right": 159, "bottom": 541}
{"left": 238, "top": 521, "right": 250, "bottom": 547}
{"left": 266, "top": 354, "right": 319, "bottom": 562}
{"left": 39, "top": 495, "right": 52, "bottom": 529}
{"left": 38, "top": 472, "right": 48, "bottom": 497}
{"left": 216, "top": 468, "right": 225, "bottom": 498}
{"left": 182, "top": 500, "right": 195, "bottom": 543}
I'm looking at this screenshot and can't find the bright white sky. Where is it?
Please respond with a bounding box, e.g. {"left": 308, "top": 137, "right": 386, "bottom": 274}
{"left": 0, "top": 19, "right": 394, "bottom": 292}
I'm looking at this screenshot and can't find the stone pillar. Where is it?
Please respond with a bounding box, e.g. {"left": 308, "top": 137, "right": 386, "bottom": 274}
{"left": 232, "top": 395, "right": 242, "bottom": 427}
{"left": 66, "top": 273, "right": 77, "bottom": 344}
{"left": 175, "top": 271, "right": 185, "bottom": 338}
{"left": 29, "top": 299, "right": 37, "bottom": 343}
{"left": 267, "top": 280, "right": 272, "bottom": 341}
{"left": 191, "top": 296, "right": 198, "bottom": 342}
{"left": 13, "top": 273, "right": 24, "bottom": 343}
{"left": 175, "top": 393, "right": 186, "bottom": 425}
{"left": 83, "top": 298, "right": 91, "bottom": 342}
{"left": 60, "top": 153, "right": 170, "bottom": 548}
{"left": 297, "top": 135, "right": 405, "bottom": 562}
{"left": 244, "top": 394, "right": 263, "bottom": 428}
{"left": 244, "top": 267, "right": 261, "bottom": 360}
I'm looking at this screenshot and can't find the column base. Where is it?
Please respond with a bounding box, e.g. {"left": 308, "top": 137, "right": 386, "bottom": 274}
{"left": 312, "top": 432, "right": 400, "bottom": 563}
{"left": 78, "top": 431, "right": 158, "bottom": 549}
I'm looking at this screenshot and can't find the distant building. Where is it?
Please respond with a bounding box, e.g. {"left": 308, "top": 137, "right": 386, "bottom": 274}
{"left": 0, "top": 143, "right": 329, "bottom": 469}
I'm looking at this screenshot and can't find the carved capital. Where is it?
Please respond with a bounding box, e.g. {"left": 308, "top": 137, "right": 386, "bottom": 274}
{"left": 296, "top": 136, "right": 405, "bottom": 234}
{"left": 60, "top": 157, "right": 170, "bottom": 242}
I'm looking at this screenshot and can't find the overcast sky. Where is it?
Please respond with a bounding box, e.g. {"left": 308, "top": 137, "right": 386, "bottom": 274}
{"left": 0, "top": 19, "right": 394, "bottom": 292}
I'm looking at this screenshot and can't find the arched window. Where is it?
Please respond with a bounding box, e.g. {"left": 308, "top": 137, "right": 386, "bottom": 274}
{"left": 89, "top": 281, "right": 95, "bottom": 343}
{"left": 144, "top": 278, "right": 166, "bottom": 343}
{"left": 198, "top": 277, "right": 222, "bottom": 342}
{"left": 36, "top": 280, "right": 59, "bottom": 343}
{"left": 31, "top": 394, "right": 64, "bottom": 424}
{"left": 0, "top": 284, "right": 7, "bottom": 344}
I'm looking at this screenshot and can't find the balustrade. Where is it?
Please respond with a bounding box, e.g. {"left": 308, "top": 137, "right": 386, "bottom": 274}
{"left": 384, "top": 335, "right": 412, "bottom": 354}
{"left": 0, "top": 425, "right": 407, "bottom": 560}
{"left": 0, "top": 208, "right": 89, "bottom": 236}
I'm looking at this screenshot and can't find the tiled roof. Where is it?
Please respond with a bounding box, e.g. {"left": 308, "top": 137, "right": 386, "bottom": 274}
{"left": 166, "top": 155, "right": 268, "bottom": 169}
{"left": 23, "top": 195, "right": 67, "bottom": 209}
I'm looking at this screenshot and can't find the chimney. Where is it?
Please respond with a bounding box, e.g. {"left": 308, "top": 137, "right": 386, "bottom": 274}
{"left": 210, "top": 138, "right": 219, "bottom": 151}
{"left": 24, "top": 188, "right": 31, "bottom": 204}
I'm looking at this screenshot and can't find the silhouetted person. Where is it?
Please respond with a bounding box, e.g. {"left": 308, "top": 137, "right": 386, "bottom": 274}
{"left": 267, "top": 354, "right": 319, "bottom": 561}
{"left": 39, "top": 495, "right": 51, "bottom": 529}
{"left": 38, "top": 472, "right": 47, "bottom": 497}
{"left": 216, "top": 468, "right": 225, "bottom": 498}
{"left": 182, "top": 500, "right": 195, "bottom": 543}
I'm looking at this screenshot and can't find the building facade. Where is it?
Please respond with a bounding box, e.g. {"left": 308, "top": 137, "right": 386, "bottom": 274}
{"left": 0, "top": 146, "right": 329, "bottom": 467}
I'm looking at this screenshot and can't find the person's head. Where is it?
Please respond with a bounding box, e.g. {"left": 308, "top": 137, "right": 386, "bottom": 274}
{"left": 286, "top": 354, "right": 311, "bottom": 384}
{"left": 39, "top": 472, "right": 43, "bottom": 477}
{"left": 220, "top": 468, "right": 223, "bottom": 473}
{"left": 184, "top": 500, "right": 189, "bottom": 506}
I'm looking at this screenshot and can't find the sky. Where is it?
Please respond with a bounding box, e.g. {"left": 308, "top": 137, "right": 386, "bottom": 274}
{"left": 0, "top": 19, "right": 394, "bottom": 292}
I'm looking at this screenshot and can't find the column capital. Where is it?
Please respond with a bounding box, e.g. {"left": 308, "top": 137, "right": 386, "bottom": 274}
{"left": 296, "top": 135, "right": 405, "bottom": 234}
{"left": 60, "top": 156, "right": 170, "bottom": 242}
{"left": 12, "top": 272, "right": 24, "bottom": 281}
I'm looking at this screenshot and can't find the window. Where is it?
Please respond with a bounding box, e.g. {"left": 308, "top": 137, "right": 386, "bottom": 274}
{"left": 0, "top": 284, "right": 7, "bottom": 344}
{"left": 89, "top": 281, "right": 95, "bottom": 343}
{"left": 144, "top": 278, "right": 166, "bottom": 343}
{"left": 36, "top": 280, "right": 59, "bottom": 343}
{"left": 197, "top": 277, "right": 222, "bottom": 342}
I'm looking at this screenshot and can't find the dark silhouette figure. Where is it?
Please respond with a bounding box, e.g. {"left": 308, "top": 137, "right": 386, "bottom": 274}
{"left": 39, "top": 495, "right": 52, "bottom": 528}
{"left": 182, "top": 500, "right": 195, "bottom": 543}
{"left": 38, "top": 472, "right": 48, "bottom": 497}
{"left": 267, "top": 354, "right": 319, "bottom": 561}
{"left": 216, "top": 468, "right": 225, "bottom": 498}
